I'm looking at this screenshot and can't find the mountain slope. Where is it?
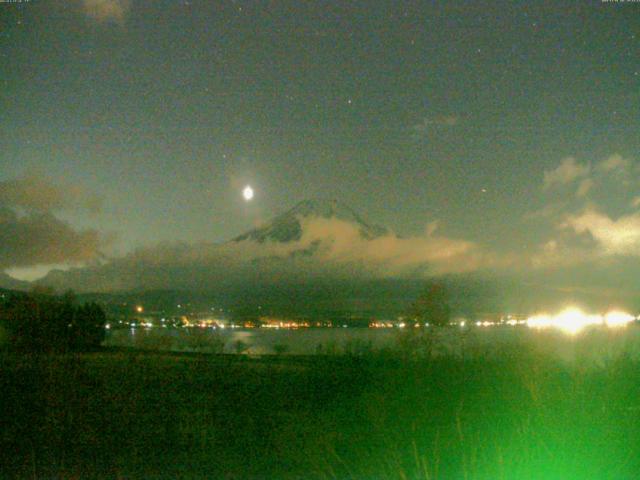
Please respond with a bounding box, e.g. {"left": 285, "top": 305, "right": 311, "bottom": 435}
{"left": 0, "top": 272, "right": 31, "bottom": 291}
{"left": 234, "top": 199, "right": 388, "bottom": 243}
{"left": 35, "top": 199, "right": 391, "bottom": 293}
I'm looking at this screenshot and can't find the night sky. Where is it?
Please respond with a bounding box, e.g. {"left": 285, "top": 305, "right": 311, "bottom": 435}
{"left": 1, "top": 1, "right": 639, "bottom": 301}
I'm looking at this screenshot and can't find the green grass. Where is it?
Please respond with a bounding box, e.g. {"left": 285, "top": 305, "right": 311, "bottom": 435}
{"left": 1, "top": 342, "right": 639, "bottom": 479}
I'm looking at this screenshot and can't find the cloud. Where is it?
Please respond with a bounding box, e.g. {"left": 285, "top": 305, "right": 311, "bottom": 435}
{"left": 0, "top": 208, "right": 101, "bottom": 269}
{"left": 295, "top": 216, "right": 482, "bottom": 275}
{"left": 561, "top": 208, "right": 640, "bottom": 256}
{"left": 541, "top": 153, "right": 635, "bottom": 198}
{"left": 0, "top": 175, "right": 105, "bottom": 271}
{"left": 0, "top": 174, "right": 101, "bottom": 213}
{"left": 596, "top": 153, "right": 630, "bottom": 173}
{"left": 575, "top": 178, "right": 594, "bottom": 198}
{"left": 36, "top": 213, "right": 509, "bottom": 292}
{"left": 82, "top": 0, "right": 130, "bottom": 23}
{"left": 523, "top": 202, "right": 567, "bottom": 221}
{"left": 543, "top": 157, "right": 590, "bottom": 190}
{"left": 529, "top": 231, "right": 598, "bottom": 270}
{"left": 181, "top": 216, "right": 491, "bottom": 277}
{"left": 530, "top": 153, "right": 640, "bottom": 266}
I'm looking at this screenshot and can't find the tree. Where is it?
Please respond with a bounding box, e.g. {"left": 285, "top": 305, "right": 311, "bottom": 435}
{"left": 70, "top": 302, "right": 107, "bottom": 351}
{"left": 0, "top": 291, "right": 107, "bottom": 352}
{"left": 2, "top": 294, "right": 43, "bottom": 352}
{"left": 407, "top": 282, "right": 451, "bottom": 327}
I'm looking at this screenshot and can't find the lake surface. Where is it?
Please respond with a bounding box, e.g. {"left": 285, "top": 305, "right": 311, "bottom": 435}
{"left": 105, "top": 324, "right": 640, "bottom": 364}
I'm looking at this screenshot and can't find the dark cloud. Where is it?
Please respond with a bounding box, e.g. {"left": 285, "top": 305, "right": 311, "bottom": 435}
{"left": 525, "top": 153, "right": 640, "bottom": 270}
{"left": 31, "top": 199, "right": 638, "bottom": 311}
{"left": 0, "top": 175, "right": 101, "bottom": 213}
{"left": 37, "top": 215, "right": 508, "bottom": 292}
{"left": 0, "top": 208, "right": 101, "bottom": 269}
{"left": 0, "top": 175, "right": 104, "bottom": 270}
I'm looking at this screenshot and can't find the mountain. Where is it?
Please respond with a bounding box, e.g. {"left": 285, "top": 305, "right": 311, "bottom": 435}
{"left": 27, "top": 198, "right": 640, "bottom": 314}
{"left": 234, "top": 199, "right": 388, "bottom": 243}
{"left": 0, "top": 272, "right": 31, "bottom": 291}
{"left": 34, "top": 198, "right": 517, "bottom": 317}
{"left": 34, "top": 199, "right": 392, "bottom": 293}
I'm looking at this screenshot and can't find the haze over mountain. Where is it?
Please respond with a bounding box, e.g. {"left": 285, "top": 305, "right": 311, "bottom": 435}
{"left": 0, "top": 272, "right": 31, "bottom": 292}
{"left": 234, "top": 199, "right": 388, "bottom": 243}
{"left": 34, "top": 199, "right": 483, "bottom": 292}
{"left": 13, "top": 197, "right": 633, "bottom": 316}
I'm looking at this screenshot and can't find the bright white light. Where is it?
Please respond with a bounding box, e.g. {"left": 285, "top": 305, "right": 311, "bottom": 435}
{"left": 604, "top": 311, "right": 635, "bottom": 328}
{"left": 553, "top": 308, "right": 600, "bottom": 335}
{"left": 526, "top": 307, "right": 636, "bottom": 335}
{"left": 526, "top": 314, "right": 553, "bottom": 330}
{"left": 526, "top": 308, "right": 600, "bottom": 335}
{"left": 243, "top": 186, "right": 254, "bottom": 201}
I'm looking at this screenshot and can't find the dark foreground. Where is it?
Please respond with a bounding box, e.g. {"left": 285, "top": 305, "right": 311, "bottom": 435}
{"left": 1, "top": 345, "right": 639, "bottom": 479}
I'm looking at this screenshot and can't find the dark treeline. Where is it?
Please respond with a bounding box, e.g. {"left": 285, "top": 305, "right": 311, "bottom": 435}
{"left": 0, "top": 289, "right": 107, "bottom": 352}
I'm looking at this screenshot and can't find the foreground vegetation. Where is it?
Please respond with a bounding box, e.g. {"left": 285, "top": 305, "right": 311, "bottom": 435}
{"left": 0, "top": 289, "right": 106, "bottom": 353}
{"left": 1, "top": 337, "right": 640, "bottom": 480}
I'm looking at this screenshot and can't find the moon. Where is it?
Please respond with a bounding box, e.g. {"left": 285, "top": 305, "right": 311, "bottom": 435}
{"left": 242, "top": 185, "right": 254, "bottom": 201}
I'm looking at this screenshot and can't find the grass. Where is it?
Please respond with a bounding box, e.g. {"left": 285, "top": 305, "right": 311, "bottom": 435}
{"left": 1, "top": 336, "right": 640, "bottom": 479}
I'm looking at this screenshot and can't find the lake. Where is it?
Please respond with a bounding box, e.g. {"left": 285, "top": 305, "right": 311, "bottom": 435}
{"left": 104, "top": 324, "right": 640, "bottom": 364}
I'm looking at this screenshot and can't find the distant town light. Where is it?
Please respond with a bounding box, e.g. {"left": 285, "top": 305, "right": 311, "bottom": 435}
{"left": 604, "top": 311, "right": 635, "bottom": 328}
{"left": 526, "top": 307, "right": 635, "bottom": 335}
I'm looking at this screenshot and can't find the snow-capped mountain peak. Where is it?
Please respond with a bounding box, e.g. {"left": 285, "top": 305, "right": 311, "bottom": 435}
{"left": 234, "top": 199, "right": 388, "bottom": 243}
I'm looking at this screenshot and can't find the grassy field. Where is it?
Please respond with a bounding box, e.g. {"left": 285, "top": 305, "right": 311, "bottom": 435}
{"left": 1, "top": 338, "right": 640, "bottom": 479}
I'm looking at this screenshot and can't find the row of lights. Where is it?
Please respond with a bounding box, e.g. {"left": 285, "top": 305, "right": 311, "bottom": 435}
{"left": 123, "top": 306, "right": 637, "bottom": 336}
{"left": 526, "top": 308, "right": 636, "bottom": 335}
{"left": 371, "top": 308, "right": 637, "bottom": 335}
